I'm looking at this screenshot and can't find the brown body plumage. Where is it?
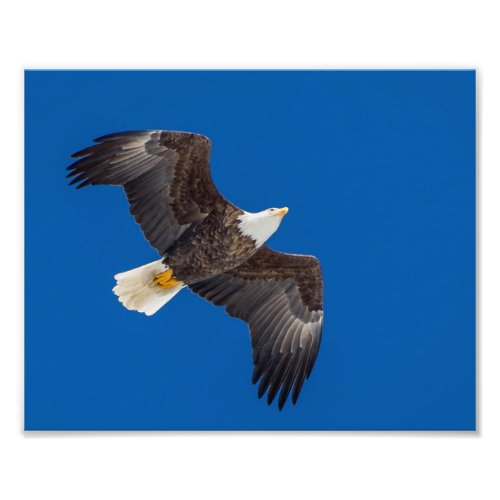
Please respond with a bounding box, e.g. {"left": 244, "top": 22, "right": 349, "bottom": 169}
{"left": 165, "top": 203, "right": 257, "bottom": 284}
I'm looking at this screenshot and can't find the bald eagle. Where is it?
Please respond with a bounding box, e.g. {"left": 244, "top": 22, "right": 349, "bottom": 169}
{"left": 67, "top": 130, "right": 323, "bottom": 410}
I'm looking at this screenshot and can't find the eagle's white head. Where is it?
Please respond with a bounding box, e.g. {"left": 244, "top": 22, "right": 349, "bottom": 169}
{"left": 237, "top": 207, "right": 289, "bottom": 248}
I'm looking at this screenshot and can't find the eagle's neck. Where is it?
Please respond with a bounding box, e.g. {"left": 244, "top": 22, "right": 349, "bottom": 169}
{"left": 237, "top": 210, "right": 281, "bottom": 248}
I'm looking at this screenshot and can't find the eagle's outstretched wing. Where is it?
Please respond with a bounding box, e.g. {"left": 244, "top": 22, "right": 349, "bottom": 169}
{"left": 67, "top": 130, "right": 222, "bottom": 255}
{"left": 189, "top": 246, "right": 323, "bottom": 410}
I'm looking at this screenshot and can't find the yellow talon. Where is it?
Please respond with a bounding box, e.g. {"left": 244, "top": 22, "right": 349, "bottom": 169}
{"left": 154, "top": 269, "right": 183, "bottom": 289}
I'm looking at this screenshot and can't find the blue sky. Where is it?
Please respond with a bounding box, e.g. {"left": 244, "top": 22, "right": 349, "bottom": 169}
{"left": 25, "top": 70, "right": 475, "bottom": 430}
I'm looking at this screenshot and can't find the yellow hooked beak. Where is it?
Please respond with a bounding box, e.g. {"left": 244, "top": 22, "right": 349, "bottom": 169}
{"left": 277, "top": 207, "right": 289, "bottom": 216}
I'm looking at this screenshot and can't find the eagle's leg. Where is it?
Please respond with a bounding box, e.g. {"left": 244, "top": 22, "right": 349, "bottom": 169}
{"left": 154, "top": 268, "right": 183, "bottom": 289}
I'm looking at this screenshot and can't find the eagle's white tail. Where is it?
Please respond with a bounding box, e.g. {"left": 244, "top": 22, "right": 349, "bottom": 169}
{"left": 112, "top": 259, "right": 184, "bottom": 316}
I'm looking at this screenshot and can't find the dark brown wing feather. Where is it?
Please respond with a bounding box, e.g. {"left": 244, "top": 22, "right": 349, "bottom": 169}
{"left": 67, "top": 130, "right": 223, "bottom": 255}
{"left": 189, "top": 246, "right": 323, "bottom": 410}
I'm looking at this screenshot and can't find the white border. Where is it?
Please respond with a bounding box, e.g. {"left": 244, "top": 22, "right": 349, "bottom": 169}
{"left": 2, "top": 1, "right": 496, "bottom": 499}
